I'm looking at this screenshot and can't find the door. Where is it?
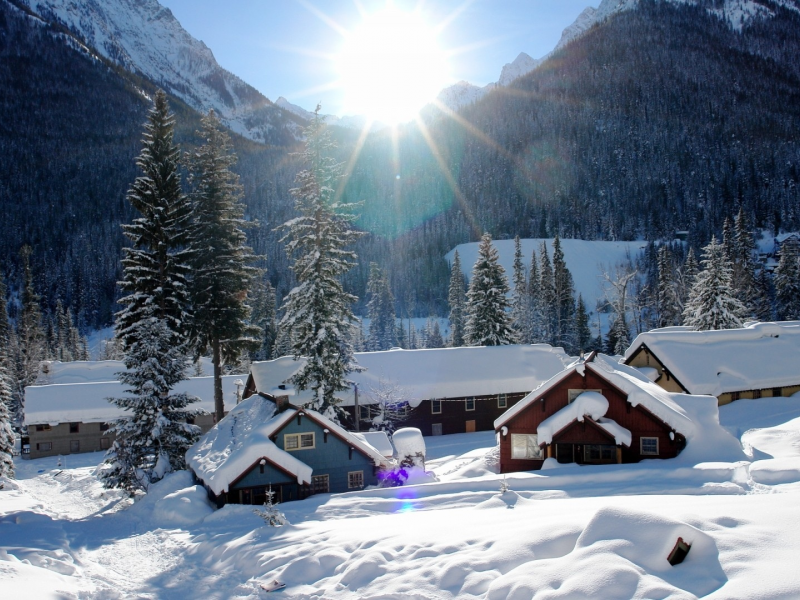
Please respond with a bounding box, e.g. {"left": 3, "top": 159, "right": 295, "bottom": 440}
{"left": 431, "top": 423, "right": 443, "bottom": 436}
{"left": 465, "top": 420, "right": 476, "bottom": 433}
{"left": 556, "top": 443, "right": 574, "bottom": 464}
{"left": 69, "top": 440, "right": 80, "bottom": 454}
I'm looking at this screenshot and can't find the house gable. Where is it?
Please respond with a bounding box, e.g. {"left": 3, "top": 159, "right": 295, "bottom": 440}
{"left": 624, "top": 343, "right": 690, "bottom": 394}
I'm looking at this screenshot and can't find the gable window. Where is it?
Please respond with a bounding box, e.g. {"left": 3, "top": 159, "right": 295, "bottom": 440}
{"left": 311, "top": 474, "right": 329, "bottom": 494}
{"left": 285, "top": 432, "right": 315, "bottom": 451}
{"left": 568, "top": 389, "right": 602, "bottom": 403}
{"left": 511, "top": 434, "right": 543, "bottom": 460}
{"left": 640, "top": 437, "right": 659, "bottom": 455}
{"left": 348, "top": 471, "right": 364, "bottom": 489}
{"left": 465, "top": 397, "right": 476, "bottom": 412}
{"left": 498, "top": 393, "right": 507, "bottom": 409}
{"left": 431, "top": 399, "right": 442, "bottom": 414}
{"left": 69, "top": 422, "right": 80, "bottom": 434}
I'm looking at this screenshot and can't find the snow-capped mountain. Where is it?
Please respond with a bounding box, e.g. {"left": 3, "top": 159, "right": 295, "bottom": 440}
{"left": 24, "top": 0, "right": 302, "bottom": 144}
{"left": 275, "top": 97, "right": 387, "bottom": 132}
{"left": 497, "top": 52, "right": 541, "bottom": 86}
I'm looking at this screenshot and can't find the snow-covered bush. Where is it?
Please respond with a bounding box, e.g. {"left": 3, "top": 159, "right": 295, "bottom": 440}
{"left": 253, "top": 487, "right": 288, "bottom": 527}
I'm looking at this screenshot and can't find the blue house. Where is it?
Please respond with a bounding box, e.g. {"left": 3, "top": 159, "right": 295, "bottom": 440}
{"left": 187, "top": 394, "right": 392, "bottom": 506}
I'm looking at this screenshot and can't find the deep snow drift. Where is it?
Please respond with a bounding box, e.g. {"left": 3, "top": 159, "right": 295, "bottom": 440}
{"left": 3, "top": 397, "right": 800, "bottom": 599}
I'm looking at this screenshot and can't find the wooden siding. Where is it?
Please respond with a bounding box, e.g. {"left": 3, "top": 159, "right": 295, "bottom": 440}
{"left": 625, "top": 345, "right": 687, "bottom": 394}
{"left": 342, "top": 392, "right": 528, "bottom": 436}
{"left": 498, "top": 369, "right": 685, "bottom": 474}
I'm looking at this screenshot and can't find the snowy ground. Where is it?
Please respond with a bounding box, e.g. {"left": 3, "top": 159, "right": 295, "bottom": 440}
{"left": 3, "top": 397, "right": 800, "bottom": 599}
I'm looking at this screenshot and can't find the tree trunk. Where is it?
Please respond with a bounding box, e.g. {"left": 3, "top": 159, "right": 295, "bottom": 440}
{"left": 213, "top": 338, "right": 224, "bottom": 423}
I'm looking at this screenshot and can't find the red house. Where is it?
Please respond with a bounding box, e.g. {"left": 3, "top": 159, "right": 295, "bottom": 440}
{"left": 494, "top": 353, "right": 693, "bottom": 473}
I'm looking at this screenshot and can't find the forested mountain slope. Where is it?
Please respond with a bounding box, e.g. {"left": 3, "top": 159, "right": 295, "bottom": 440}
{"left": 1, "top": 0, "right": 799, "bottom": 328}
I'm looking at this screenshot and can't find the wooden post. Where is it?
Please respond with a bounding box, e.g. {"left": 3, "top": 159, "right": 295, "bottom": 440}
{"left": 547, "top": 444, "right": 553, "bottom": 458}
{"left": 616, "top": 447, "right": 622, "bottom": 464}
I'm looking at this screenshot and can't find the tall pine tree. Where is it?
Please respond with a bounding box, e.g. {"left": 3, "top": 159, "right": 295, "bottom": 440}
{"left": 683, "top": 236, "right": 745, "bottom": 330}
{"left": 465, "top": 233, "right": 517, "bottom": 346}
{"left": 510, "top": 236, "right": 529, "bottom": 343}
{"left": 117, "top": 90, "right": 192, "bottom": 350}
{"left": 539, "top": 242, "right": 557, "bottom": 345}
{"left": 448, "top": 250, "right": 466, "bottom": 347}
{"left": 278, "top": 107, "right": 362, "bottom": 417}
{"left": 249, "top": 276, "right": 278, "bottom": 361}
{"left": 366, "top": 263, "right": 397, "bottom": 351}
{"left": 13, "top": 245, "right": 45, "bottom": 426}
{"left": 0, "top": 276, "right": 15, "bottom": 478}
{"left": 552, "top": 235, "right": 576, "bottom": 352}
{"left": 774, "top": 239, "right": 800, "bottom": 320}
{"left": 187, "top": 110, "right": 259, "bottom": 422}
{"left": 657, "top": 245, "right": 680, "bottom": 327}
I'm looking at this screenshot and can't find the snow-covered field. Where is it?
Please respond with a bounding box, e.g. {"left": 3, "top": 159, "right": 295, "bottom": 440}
{"left": 3, "top": 397, "right": 800, "bottom": 599}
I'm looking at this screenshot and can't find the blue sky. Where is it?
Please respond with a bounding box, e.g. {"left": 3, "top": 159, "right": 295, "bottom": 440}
{"left": 159, "top": 0, "right": 601, "bottom": 117}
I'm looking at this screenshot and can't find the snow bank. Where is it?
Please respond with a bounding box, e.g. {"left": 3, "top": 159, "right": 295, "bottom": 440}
{"left": 625, "top": 321, "right": 800, "bottom": 397}
{"left": 392, "top": 428, "right": 425, "bottom": 459}
{"left": 152, "top": 485, "right": 215, "bottom": 526}
{"left": 750, "top": 458, "right": 800, "bottom": 485}
{"left": 250, "top": 344, "right": 574, "bottom": 408}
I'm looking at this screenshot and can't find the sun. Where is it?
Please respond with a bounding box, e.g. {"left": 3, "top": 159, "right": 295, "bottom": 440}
{"left": 337, "top": 7, "right": 450, "bottom": 125}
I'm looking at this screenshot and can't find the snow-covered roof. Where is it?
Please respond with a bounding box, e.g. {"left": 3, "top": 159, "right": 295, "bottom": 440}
{"left": 495, "top": 354, "right": 696, "bottom": 439}
{"left": 35, "top": 357, "right": 218, "bottom": 385}
{"left": 249, "top": 345, "right": 574, "bottom": 408}
{"left": 624, "top": 322, "right": 800, "bottom": 396}
{"left": 186, "top": 396, "right": 391, "bottom": 496}
{"left": 24, "top": 375, "right": 243, "bottom": 426}
{"left": 536, "top": 391, "right": 632, "bottom": 447}
{"left": 351, "top": 432, "right": 394, "bottom": 458}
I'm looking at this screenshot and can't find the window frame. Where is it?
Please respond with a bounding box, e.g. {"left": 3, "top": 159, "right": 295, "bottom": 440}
{"left": 37, "top": 441, "right": 53, "bottom": 451}
{"left": 510, "top": 433, "right": 543, "bottom": 460}
{"left": 69, "top": 422, "right": 80, "bottom": 434}
{"left": 311, "top": 474, "right": 329, "bottom": 494}
{"left": 640, "top": 436, "right": 659, "bottom": 456}
{"left": 465, "top": 397, "right": 476, "bottom": 412}
{"left": 431, "top": 399, "right": 442, "bottom": 414}
{"left": 348, "top": 470, "right": 365, "bottom": 489}
{"left": 285, "top": 432, "right": 316, "bottom": 451}
{"left": 497, "top": 393, "right": 507, "bottom": 409}
{"left": 359, "top": 405, "right": 370, "bottom": 420}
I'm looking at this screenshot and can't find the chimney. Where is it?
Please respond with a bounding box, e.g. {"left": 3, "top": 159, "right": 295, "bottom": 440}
{"left": 276, "top": 395, "right": 290, "bottom": 412}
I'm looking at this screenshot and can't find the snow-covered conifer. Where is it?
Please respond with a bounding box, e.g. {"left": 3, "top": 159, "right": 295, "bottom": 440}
{"left": 527, "top": 247, "right": 547, "bottom": 344}
{"left": 465, "top": 233, "right": 517, "bottom": 346}
{"left": 366, "top": 263, "right": 397, "bottom": 351}
{"left": 575, "top": 294, "right": 592, "bottom": 353}
{"left": 552, "top": 235, "right": 576, "bottom": 352}
{"left": 510, "top": 236, "right": 529, "bottom": 343}
{"left": 117, "top": 90, "right": 192, "bottom": 350}
{"left": 0, "top": 277, "right": 15, "bottom": 478}
{"left": 607, "top": 312, "right": 631, "bottom": 356}
{"left": 100, "top": 315, "right": 200, "bottom": 494}
{"left": 657, "top": 245, "right": 680, "bottom": 327}
{"left": 683, "top": 236, "right": 745, "bottom": 330}
{"left": 774, "top": 238, "right": 800, "bottom": 320}
{"left": 249, "top": 276, "right": 278, "bottom": 361}
{"left": 425, "top": 319, "right": 445, "bottom": 349}
{"left": 278, "top": 107, "right": 362, "bottom": 417}
{"left": 447, "top": 250, "right": 466, "bottom": 347}
{"left": 538, "top": 242, "right": 557, "bottom": 345}
{"left": 187, "top": 110, "right": 259, "bottom": 422}
{"left": 733, "top": 207, "right": 757, "bottom": 313}
{"left": 13, "top": 245, "right": 45, "bottom": 425}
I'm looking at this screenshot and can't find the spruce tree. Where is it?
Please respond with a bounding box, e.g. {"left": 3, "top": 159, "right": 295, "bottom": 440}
{"left": 0, "top": 277, "right": 15, "bottom": 477}
{"left": 117, "top": 90, "right": 192, "bottom": 350}
{"left": 187, "top": 110, "right": 259, "bottom": 422}
{"left": 733, "top": 207, "right": 757, "bottom": 313}
{"left": 774, "top": 239, "right": 800, "bottom": 320}
{"left": 607, "top": 312, "right": 631, "bottom": 356}
{"left": 249, "top": 276, "right": 278, "bottom": 361}
{"left": 465, "top": 233, "right": 517, "bottom": 346}
{"left": 447, "top": 250, "right": 466, "bottom": 347}
{"left": 425, "top": 319, "right": 445, "bottom": 349}
{"left": 552, "top": 235, "right": 576, "bottom": 351}
{"left": 278, "top": 107, "right": 362, "bottom": 417}
{"left": 657, "top": 245, "right": 680, "bottom": 327}
{"left": 539, "top": 242, "right": 557, "bottom": 345}
{"left": 683, "top": 236, "right": 745, "bottom": 330}
{"left": 575, "top": 294, "right": 592, "bottom": 353}
{"left": 366, "top": 263, "right": 397, "bottom": 351}
{"left": 510, "top": 236, "right": 529, "bottom": 343}
{"left": 13, "top": 245, "right": 45, "bottom": 425}
{"left": 527, "top": 247, "right": 547, "bottom": 344}
{"left": 100, "top": 314, "right": 200, "bottom": 494}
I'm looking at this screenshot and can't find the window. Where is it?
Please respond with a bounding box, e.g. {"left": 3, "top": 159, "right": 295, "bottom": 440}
{"left": 465, "top": 397, "right": 476, "bottom": 411}
{"left": 752, "top": 389, "right": 762, "bottom": 399}
{"left": 730, "top": 391, "right": 741, "bottom": 402}
{"left": 100, "top": 422, "right": 110, "bottom": 431}
{"left": 311, "top": 474, "right": 329, "bottom": 494}
{"left": 431, "top": 423, "right": 443, "bottom": 436}
{"left": 640, "top": 437, "right": 659, "bottom": 455}
{"left": 35, "top": 424, "right": 51, "bottom": 432}
{"left": 100, "top": 438, "right": 111, "bottom": 450}
{"left": 69, "top": 422, "right": 80, "bottom": 433}
{"left": 584, "top": 444, "right": 616, "bottom": 462}
{"left": 70, "top": 440, "right": 80, "bottom": 453}
{"left": 511, "top": 434, "right": 543, "bottom": 459}
{"left": 568, "top": 389, "right": 602, "bottom": 403}
{"left": 431, "top": 400, "right": 442, "bottom": 414}
{"left": 285, "top": 432, "right": 315, "bottom": 451}
{"left": 348, "top": 471, "right": 364, "bottom": 489}
{"left": 359, "top": 405, "right": 370, "bottom": 420}
{"left": 36, "top": 442, "right": 52, "bottom": 451}
{"left": 497, "top": 394, "right": 507, "bottom": 409}
{"left": 773, "top": 387, "right": 783, "bottom": 398}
